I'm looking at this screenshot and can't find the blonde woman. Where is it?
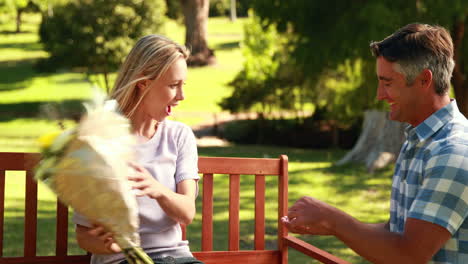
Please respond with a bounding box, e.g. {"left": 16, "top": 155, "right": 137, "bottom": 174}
{"left": 73, "top": 35, "right": 204, "bottom": 264}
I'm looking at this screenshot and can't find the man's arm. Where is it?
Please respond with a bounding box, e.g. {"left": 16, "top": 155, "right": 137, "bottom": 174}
{"left": 284, "top": 196, "right": 450, "bottom": 264}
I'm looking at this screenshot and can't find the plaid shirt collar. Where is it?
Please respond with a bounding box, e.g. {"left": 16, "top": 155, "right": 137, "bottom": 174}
{"left": 405, "top": 100, "right": 457, "bottom": 144}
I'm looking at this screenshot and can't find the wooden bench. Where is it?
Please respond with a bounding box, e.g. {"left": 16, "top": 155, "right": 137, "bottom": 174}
{"left": 0, "top": 152, "right": 349, "bottom": 264}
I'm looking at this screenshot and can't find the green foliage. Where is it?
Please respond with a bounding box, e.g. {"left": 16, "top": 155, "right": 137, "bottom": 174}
{"left": 0, "top": 0, "right": 29, "bottom": 12}
{"left": 219, "top": 12, "right": 290, "bottom": 113}
{"left": 221, "top": 117, "right": 360, "bottom": 149}
{"left": 164, "top": 0, "right": 182, "bottom": 20}
{"left": 0, "top": 0, "right": 42, "bottom": 32}
{"left": 38, "top": 0, "right": 167, "bottom": 90}
{"left": 223, "top": 1, "right": 468, "bottom": 125}
{"left": 209, "top": 0, "right": 229, "bottom": 17}
{"left": 209, "top": 0, "right": 249, "bottom": 17}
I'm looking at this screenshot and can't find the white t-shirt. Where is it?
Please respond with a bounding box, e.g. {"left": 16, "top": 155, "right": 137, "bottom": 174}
{"left": 73, "top": 120, "right": 199, "bottom": 264}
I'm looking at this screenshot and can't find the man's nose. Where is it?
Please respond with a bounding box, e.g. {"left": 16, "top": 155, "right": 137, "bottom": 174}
{"left": 376, "top": 85, "right": 387, "bottom": 101}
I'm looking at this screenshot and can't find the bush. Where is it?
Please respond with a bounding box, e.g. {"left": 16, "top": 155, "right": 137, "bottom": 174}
{"left": 39, "top": 0, "right": 166, "bottom": 90}
{"left": 219, "top": 11, "right": 285, "bottom": 113}
{"left": 209, "top": 0, "right": 249, "bottom": 17}
{"left": 165, "top": 0, "right": 182, "bottom": 20}
{"left": 220, "top": 116, "right": 361, "bottom": 149}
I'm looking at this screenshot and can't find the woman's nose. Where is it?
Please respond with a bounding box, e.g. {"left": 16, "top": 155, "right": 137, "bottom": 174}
{"left": 176, "top": 88, "right": 185, "bottom": 101}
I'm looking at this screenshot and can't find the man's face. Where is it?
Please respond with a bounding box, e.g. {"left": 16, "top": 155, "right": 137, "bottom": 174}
{"left": 376, "top": 57, "right": 419, "bottom": 125}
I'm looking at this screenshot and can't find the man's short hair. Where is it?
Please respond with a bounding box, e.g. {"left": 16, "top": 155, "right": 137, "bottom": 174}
{"left": 370, "top": 23, "right": 454, "bottom": 95}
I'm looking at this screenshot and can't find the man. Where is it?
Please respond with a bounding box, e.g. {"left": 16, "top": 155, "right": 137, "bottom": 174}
{"left": 283, "top": 23, "right": 468, "bottom": 263}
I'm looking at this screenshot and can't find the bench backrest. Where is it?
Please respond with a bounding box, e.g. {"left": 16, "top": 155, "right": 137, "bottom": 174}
{"left": 0, "top": 152, "right": 289, "bottom": 264}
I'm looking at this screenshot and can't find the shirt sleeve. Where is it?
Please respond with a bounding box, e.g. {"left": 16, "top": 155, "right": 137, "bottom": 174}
{"left": 408, "top": 143, "right": 468, "bottom": 234}
{"left": 175, "top": 124, "right": 199, "bottom": 185}
{"left": 72, "top": 210, "right": 93, "bottom": 228}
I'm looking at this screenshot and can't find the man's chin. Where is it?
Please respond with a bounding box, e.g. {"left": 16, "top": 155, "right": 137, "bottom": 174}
{"left": 388, "top": 111, "right": 400, "bottom": 122}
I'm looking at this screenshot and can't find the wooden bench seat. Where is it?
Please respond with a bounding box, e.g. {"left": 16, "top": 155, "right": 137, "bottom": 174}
{"left": 0, "top": 152, "right": 349, "bottom": 264}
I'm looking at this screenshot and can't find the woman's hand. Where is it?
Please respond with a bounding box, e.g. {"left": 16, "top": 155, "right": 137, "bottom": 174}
{"left": 88, "top": 224, "right": 122, "bottom": 253}
{"left": 128, "top": 162, "right": 165, "bottom": 199}
{"left": 76, "top": 224, "right": 122, "bottom": 254}
{"left": 127, "top": 162, "right": 197, "bottom": 225}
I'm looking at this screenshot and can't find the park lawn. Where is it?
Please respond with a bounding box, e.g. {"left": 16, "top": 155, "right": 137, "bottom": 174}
{"left": 0, "top": 14, "right": 244, "bottom": 151}
{"left": 3, "top": 145, "right": 391, "bottom": 264}
{"left": 0, "top": 13, "right": 391, "bottom": 264}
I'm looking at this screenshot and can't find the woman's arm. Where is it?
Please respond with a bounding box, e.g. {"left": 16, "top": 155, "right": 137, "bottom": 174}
{"left": 75, "top": 224, "right": 122, "bottom": 254}
{"left": 156, "top": 179, "right": 197, "bottom": 225}
{"left": 129, "top": 162, "right": 197, "bottom": 225}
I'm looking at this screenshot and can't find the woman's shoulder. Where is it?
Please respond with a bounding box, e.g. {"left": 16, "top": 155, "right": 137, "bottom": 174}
{"left": 162, "top": 120, "right": 194, "bottom": 136}
{"left": 163, "top": 120, "right": 191, "bottom": 130}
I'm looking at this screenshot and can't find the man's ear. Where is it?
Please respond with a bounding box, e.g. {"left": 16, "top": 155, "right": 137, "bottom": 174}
{"left": 419, "top": 69, "right": 433, "bottom": 91}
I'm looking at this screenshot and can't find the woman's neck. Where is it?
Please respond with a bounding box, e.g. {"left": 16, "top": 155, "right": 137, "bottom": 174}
{"left": 131, "top": 116, "right": 159, "bottom": 140}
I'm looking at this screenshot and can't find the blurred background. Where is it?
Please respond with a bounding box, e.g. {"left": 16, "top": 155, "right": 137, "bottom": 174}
{"left": 1, "top": 1, "right": 467, "bottom": 263}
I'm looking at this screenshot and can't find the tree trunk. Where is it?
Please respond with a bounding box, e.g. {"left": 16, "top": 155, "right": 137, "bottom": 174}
{"left": 48, "top": 2, "right": 54, "bottom": 17}
{"left": 16, "top": 8, "right": 23, "bottom": 33}
{"left": 180, "top": 0, "right": 216, "bottom": 66}
{"left": 103, "top": 71, "right": 110, "bottom": 94}
{"left": 336, "top": 110, "right": 406, "bottom": 173}
{"left": 230, "top": 0, "right": 237, "bottom": 22}
{"left": 452, "top": 19, "right": 468, "bottom": 117}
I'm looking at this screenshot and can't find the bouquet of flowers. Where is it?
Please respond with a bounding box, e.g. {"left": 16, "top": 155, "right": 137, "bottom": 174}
{"left": 35, "top": 95, "right": 153, "bottom": 264}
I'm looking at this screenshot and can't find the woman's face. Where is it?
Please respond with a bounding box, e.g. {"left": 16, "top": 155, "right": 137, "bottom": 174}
{"left": 137, "top": 57, "right": 187, "bottom": 122}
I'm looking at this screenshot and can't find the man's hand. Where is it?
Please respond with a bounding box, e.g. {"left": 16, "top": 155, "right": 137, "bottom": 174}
{"left": 282, "top": 196, "right": 335, "bottom": 235}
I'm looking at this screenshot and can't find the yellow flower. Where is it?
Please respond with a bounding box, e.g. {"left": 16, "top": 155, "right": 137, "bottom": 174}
{"left": 38, "top": 131, "right": 62, "bottom": 150}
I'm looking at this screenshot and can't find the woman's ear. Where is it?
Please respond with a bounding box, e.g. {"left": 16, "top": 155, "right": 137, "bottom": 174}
{"left": 136, "top": 79, "right": 148, "bottom": 91}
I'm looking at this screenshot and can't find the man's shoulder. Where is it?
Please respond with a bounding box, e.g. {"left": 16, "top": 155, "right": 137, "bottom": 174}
{"left": 431, "top": 114, "right": 468, "bottom": 147}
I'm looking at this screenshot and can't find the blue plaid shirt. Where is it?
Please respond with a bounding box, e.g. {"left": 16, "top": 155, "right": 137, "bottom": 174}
{"left": 390, "top": 100, "right": 468, "bottom": 264}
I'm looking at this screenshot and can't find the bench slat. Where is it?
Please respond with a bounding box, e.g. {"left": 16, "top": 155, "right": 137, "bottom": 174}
{"left": 1, "top": 255, "right": 90, "bottom": 264}
{"left": 193, "top": 250, "right": 280, "bottom": 264}
{"left": 0, "top": 170, "right": 4, "bottom": 257}
{"left": 0, "top": 153, "right": 349, "bottom": 264}
{"left": 285, "top": 236, "right": 351, "bottom": 264}
{"left": 198, "top": 157, "right": 281, "bottom": 175}
{"left": 278, "top": 155, "right": 289, "bottom": 263}
{"left": 55, "top": 201, "right": 68, "bottom": 256}
{"left": 201, "top": 173, "right": 213, "bottom": 251}
{"left": 228, "top": 174, "right": 240, "bottom": 251}
{"left": 24, "top": 170, "right": 37, "bottom": 257}
{"left": 0, "top": 152, "right": 40, "bottom": 171}
{"left": 255, "top": 175, "right": 265, "bottom": 250}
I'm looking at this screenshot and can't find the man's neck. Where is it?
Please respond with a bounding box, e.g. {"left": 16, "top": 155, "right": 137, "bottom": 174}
{"left": 410, "top": 95, "right": 451, "bottom": 127}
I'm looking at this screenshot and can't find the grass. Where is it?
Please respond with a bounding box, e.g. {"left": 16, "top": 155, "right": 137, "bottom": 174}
{"left": 0, "top": 14, "right": 245, "bottom": 153}
{"left": 3, "top": 145, "right": 392, "bottom": 263}
{"left": 0, "top": 13, "right": 392, "bottom": 264}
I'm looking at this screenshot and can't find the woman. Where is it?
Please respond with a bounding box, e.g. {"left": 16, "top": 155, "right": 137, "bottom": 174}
{"left": 73, "top": 35, "right": 203, "bottom": 264}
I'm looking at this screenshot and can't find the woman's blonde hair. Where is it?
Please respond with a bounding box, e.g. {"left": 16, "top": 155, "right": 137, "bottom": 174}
{"left": 110, "top": 35, "right": 189, "bottom": 118}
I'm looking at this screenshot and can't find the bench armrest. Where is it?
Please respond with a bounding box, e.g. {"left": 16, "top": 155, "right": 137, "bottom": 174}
{"left": 284, "top": 235, "right": 351, "bottom": 264}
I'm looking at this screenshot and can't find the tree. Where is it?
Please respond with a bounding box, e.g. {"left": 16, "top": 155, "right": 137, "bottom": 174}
{"left": 180, "top": 0, "right": 216, "bottom": 66}
{"left": 230, "top": 0, "right": 236, "bottom": 21}
{"left": 249, "top": 0, "right": 468, "bottom": 116}
{"left": 39, "top": 0, "right": 166, "bottom": 92}
{"left": 0, "top": 0, "right": 41, "bottom": 32}
{"left": 224, "top": 1, "right": 468, "bottom": 170}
